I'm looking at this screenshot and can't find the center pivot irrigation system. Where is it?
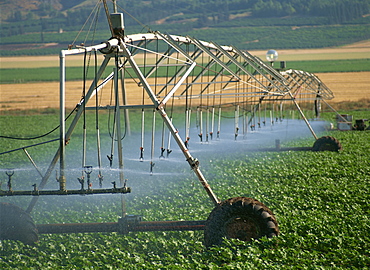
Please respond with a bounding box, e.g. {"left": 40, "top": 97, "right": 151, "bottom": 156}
{"left": 0, "top": 0, "right": 343, "bottom": 247}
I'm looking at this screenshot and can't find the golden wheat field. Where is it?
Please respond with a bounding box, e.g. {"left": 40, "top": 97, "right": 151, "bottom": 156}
{"left": 1, "top": 72, "right": 369, "bottom": 111}
{"left": 1, "top": 43, "right": 369, "bottom": 111}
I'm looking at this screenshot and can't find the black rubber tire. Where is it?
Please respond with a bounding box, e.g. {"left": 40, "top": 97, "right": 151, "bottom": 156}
{"left": 0, "top": 202, "right": 39, "bottom": 245}
{"left": 312, "top": 136, "right": 342, "bottom": 152}
{"left": 204, "top": 197, "right": 279, "bottom": 247}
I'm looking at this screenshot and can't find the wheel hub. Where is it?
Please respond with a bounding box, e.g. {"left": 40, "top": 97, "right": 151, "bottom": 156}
{"left": 225, "top": 217, "right": 259, "bottom": 241}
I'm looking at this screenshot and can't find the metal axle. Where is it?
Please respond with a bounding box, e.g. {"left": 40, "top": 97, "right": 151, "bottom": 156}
{"left": 36, "top": 220, "right": 205, "bottom": 234}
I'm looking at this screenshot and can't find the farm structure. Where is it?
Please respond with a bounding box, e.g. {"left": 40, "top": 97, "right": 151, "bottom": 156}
{"left": 0, "top": 1, "right": 343, "bottom": 247}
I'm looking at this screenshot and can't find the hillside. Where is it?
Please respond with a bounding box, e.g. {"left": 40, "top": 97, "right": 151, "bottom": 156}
{"left": 1, "top": 0, "right": 370, "bottom": 56}
{"left": 0, "top": 0, "right": 90, "bottom": 22}
{"left": 2, "top": 0, "right": 370, "bottom": 24}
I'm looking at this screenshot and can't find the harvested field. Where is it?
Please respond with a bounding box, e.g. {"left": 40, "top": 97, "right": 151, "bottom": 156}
{"left": 317, "top": 72, "right": 370, "bottom": 102}
{"left": 0, "top": 80, "right": 153, "bottom": 110}
{"left": 1, "top": 72, "right": 369, "bottom": 111}
{"left": 1, "top": 43, "right": 369, "bottom": 111}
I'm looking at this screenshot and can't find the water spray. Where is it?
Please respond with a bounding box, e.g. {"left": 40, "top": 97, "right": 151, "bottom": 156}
{"left": 0, "top": 1, "right": 341, "bottom": 248}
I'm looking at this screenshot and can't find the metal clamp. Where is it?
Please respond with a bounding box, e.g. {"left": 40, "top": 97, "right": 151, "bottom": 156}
{"left": 187, "top": 157, "right": 199, "bottom": 170}
{"left": 118, "top": 215, "right": 143, "bottom": 234}
{"left": 159, "top": 147, "right": 165, "bottom": 159}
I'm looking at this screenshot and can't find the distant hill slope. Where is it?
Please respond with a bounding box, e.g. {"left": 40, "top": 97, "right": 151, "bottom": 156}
{"left": 1, "top": 0, "right": 370, "bottom": 56}
{"left": 2, "top": 0, "right": 369, "bottom": 24}
{"left": 0, "top": 0, "right": 44, "bottom": 21}
{"left": 0, "top": 0, "right": 93, "bottom": 21}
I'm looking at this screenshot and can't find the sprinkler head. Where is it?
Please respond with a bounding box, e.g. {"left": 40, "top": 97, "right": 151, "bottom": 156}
{"left": 5, "top": 169, "right": 14, "bottom": 177}
{"left": 84, "top": 166, "right": 93, "bottom": 175}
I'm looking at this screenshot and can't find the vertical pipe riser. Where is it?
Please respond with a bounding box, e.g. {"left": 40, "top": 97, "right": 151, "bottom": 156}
{"left": 157, "top": 107, "right": 220, "bottom": 205}
{"left": 59, "top": 51, "right": 66, "bottom": 191}
{"left": 289, "top": 92, "right": 318, "bottom": 140}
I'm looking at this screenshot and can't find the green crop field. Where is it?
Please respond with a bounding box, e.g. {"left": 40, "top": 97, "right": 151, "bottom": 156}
{"left": 1, "top": 58, "right": 370, "bottom": 84}
{"left": 1, "top": 16, "right": 370, "bottom": 56}
{"left": 1, "top": 1, "right": 369, "bottom": 267}
{"left": 286, "top": 59, "right": 370, "bottom": 73}
{"left": 0, "top": 109, "right": 369, "bottom": 269}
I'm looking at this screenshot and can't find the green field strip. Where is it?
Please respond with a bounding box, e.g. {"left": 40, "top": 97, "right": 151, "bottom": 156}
{"left": 1, "top": 59, "right": 369, "bottom": 84}
{"left": 286, "top": 59, "right": 370, "bottom": 73}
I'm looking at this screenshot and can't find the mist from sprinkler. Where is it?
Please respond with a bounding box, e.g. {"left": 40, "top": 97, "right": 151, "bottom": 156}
{"left": 0, "top": 114, "right": 328, "bottom": 221}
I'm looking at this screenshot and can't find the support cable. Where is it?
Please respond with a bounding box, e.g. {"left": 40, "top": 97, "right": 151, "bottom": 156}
{"left": 102, "top": 0, "right": 114, "bottom": 36}
{"left": 115, "top": 3, "right": 152, "bottom": 33}
{"left": 83, "top": 3, "right": 100, "bottom": 47}
{"left": 70, "top": 1, "right": 101, "bottom": 48}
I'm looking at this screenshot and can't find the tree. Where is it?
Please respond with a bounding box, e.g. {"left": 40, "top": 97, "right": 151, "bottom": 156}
{"left": 197, "top": 13, "right": 209, "bottom": 28}
{"left": 283, "top": 3, "right": 296, "bottom": 15}
{"left": 13, "top": 11, "right": 23, "bottom": 22}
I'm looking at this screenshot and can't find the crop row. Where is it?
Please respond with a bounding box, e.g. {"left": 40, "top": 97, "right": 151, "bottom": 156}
{"left": 212, "top": 14, "right": 370, "bottom": 28}
{"left": 188, "top": 24, "right": 370, "bottom": 50}
{"left": 0, "top": 109, "right": 369, "bottom": 268}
